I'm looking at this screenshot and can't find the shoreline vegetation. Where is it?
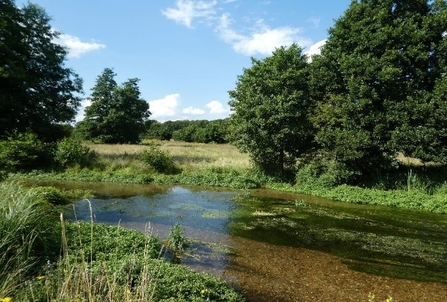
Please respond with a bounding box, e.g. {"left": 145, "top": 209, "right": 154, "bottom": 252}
{"left": 11, "top": 140, "right": 447, "bottom": 214}
{"left": 2, "top": 141, "right": 447, "bottom": 301}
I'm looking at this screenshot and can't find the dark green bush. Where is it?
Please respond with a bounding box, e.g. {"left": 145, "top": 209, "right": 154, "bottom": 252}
{"left": 296, "top": 158, "right": 353, "bottom": 188}
{"left": 0, "top": 131, "right": 53, "bottom": 172}
{"left": 139, "top": 145, "right": 179, "bottom": 174}
{"left": 54, "top": 138, "right": 97, "bottom": 169}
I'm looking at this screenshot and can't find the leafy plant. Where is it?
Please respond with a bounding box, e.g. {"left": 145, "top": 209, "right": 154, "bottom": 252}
{"left": 139, "top": 145, "right": 179, "bottom": 174}
{"left": 0, "top": 131, "right": 53, "bottom": 172}
{"left": 166, "top": 224, "right": 187, "bottom": 260}
{"left": 54, "top": 138, "right": 97, "bottom": 169}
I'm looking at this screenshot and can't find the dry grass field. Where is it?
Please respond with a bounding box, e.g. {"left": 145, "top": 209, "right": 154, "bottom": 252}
{"left": 85, "top": 140, "right": 251, "bottom": 170}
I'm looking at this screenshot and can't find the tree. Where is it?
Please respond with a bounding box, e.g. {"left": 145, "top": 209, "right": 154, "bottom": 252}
{"left": 228, "top": 44, "right": 314, "bottom": 176}
{"left": 78, "top": 68, "right": 150, "bottom": 144}
{"left": 0, "top": 1, "right": 83, "bottom": 141}
{"left": 311, "top": 0, "right": 447, "bottom": 182}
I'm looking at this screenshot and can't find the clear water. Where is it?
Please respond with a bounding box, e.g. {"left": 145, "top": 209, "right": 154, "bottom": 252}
{"left": 61, "top": 183, "right": 447, "bottom": 301}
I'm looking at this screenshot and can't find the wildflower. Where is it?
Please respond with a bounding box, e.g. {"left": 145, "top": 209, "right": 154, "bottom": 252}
{"left": 36, "top": 276, "right": 45, "bottom": 281}
{"left": 1, "top": 297, "right": 13, "bottom": 302}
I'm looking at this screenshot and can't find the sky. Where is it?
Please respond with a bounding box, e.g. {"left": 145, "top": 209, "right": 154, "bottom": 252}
{"left": 16, "top": 0, "right": 352, "bottom": 122}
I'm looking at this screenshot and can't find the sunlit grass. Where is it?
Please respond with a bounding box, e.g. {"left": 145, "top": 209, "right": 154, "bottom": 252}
{"left": 86, "top": 141, "right": 251, "bottom": 171}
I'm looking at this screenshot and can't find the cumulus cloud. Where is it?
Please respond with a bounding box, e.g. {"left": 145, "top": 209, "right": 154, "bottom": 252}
{"left": 305, "top": 39, "right": 326, "bottom": 61}
{"left": 149, "top": 94, "right": 181, "bottom": 120}
{"left": 183, "top": 106, "right": 205, "bottom": 115}
{"left": 162, "top": 0, "right": 217, "bottom": 28}
{"left": 55, "top": 34, "right": 106, "bottom": 58}
{"left": 216, "top": 14, "right": 312, "bottom": 56}
{"left": 206, "top": 100, "right": 228, "bottom": 114}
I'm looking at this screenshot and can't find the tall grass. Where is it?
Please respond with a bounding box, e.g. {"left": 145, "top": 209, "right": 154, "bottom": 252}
{"left": 0, "top": 182, "right": 59, "bottom": 297}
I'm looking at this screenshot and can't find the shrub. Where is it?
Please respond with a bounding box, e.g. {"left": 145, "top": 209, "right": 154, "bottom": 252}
{"left": 296, "top": 158, "right": 353, "bottom": 188}
{"left": 54, "top": 138, "right": 97, "bottom": 169}
{"left": 0, "top": 131, "right": 53, "bottom": 172}
{"left": 139, "top": 145, "right": 179, "bottom": 174}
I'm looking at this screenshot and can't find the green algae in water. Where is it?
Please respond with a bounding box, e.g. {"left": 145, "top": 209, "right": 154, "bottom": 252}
{"left": 229, "top": 193, "right": 447, "bottom": 282}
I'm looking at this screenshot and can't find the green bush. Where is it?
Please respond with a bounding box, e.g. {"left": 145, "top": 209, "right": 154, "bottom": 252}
{"left": 54, "top": 138, "right": 97, "bottom": 169}
{"left": 0, "top": 131, "right": 53, "bottom": 172}
{"left": 139, "top": 145, "right": 179, "bottom": 174}
{"left": 296, "top": 159, "right": 353, "bottom": 188}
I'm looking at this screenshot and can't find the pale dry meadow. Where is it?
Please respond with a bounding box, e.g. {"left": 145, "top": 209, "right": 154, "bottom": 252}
{"left": 85, "top": 140, "right": 251, "bottom": 171}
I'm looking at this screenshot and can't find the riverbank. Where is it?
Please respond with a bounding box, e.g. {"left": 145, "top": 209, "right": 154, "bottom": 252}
{"left": 11, "top": 141, "right": 447, "bottom": 213}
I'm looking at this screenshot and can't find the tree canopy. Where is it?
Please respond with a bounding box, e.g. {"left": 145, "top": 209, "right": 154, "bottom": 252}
{"left": 0, "top": 0, "right": 83, "bottom": 141}
{"left": 228, "top": 44, "right": 314, "bottom": 176}
{"left": 77, "top": 68, "right": 150, "bottom": 144}
{"left": 309, "top": 0, "right": 447, "bottom": 181}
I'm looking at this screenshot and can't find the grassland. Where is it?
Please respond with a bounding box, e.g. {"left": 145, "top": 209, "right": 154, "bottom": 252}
{"left": 86, "top": 140, "right": 251, "bottom": 171}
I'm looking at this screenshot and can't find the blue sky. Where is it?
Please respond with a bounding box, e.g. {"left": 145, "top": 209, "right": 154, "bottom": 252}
{"left": 16, "top": 0, "right": 351, "bottom": 122}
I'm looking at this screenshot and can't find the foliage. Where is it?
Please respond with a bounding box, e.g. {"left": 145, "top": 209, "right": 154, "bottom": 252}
{"left": 30, "top": 186, "right": 93, "bottom": 205}
{"left": 311, "top": 0, "right": 447, "bottom": 181}
{"left": 146, "top": 119, "right": 229, "bottom": 143}
{"left": 139, "top": 145, "right": 179, "bottom": 174}
{"left": 54, "top": 138, "right": 97, "bottom": 169}
{"left": 228, "top": 44, "right": 314, "bottom": 177}
{"left": 0, "top": 1, "right": 82, "bottom": 141}
{"left": 0, "top": 131, "right": 53, "bottom": 172}
{"left": 17, "top": 220, "right": 243, "bottom": 301}
{"left": 0, "top": 182, "right": 60, "bottom": 296}
{"left": 77, "top": 68, "right": 150, "bottom": 144}
{"left": 295, "top": 158, "right": 354, "bottom": 188}
{"left": 166, "top": 224, "right": 187, "bottom": 261}
{"left": 64, "top": 221, "right": 162, "bottom": 262}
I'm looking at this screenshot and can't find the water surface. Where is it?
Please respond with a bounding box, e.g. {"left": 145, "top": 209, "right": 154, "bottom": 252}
{"left": 62, "top": 183, "right": 447, "bottom": 301}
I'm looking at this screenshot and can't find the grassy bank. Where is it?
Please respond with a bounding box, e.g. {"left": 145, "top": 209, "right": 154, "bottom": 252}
{"left": 11, "top": 140, "right": 447, "bottom": 213}
{"left": 0, "top": 182, "right": 244, "bottom": 301}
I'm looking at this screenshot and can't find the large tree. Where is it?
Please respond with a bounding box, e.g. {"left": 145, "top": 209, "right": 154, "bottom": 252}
{"left": 311, "top": 0, "right": 447, "bottom": 181}
{"left": 228, "top": 44, "right": 314, "bottom": 176}
{"left": 0, "top": 0, "right": 83, "bottom": 141}
{"left": 78, "top": 68, "right": 150, "bottom": 144}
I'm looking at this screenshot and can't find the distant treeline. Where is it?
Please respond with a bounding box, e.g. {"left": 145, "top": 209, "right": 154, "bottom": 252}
{"left": 144, "top": 119, "right": 229, "bottom": 144}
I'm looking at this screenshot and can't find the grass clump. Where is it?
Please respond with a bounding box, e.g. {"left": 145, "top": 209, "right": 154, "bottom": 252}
{"left": 0, "top": 182, "right": 60, "bottom": 297}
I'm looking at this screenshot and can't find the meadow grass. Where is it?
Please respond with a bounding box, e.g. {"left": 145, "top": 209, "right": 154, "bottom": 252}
{"left": 86, "top": 141, "right": 251, "bottom": 171}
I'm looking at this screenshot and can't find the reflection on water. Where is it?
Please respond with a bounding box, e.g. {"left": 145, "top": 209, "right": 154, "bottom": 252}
{"left": 63, "top": 184, "right": 447, "bottom": 302}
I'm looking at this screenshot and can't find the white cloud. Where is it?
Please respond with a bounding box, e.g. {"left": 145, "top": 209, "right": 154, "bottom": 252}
{"left": 183, "top": 106, "right": 205, "bottom": 115}
{"left": 305, "top": 39, "right": 326, "bottom": 62}
{"left": 162, "top": 0, "right": 217, "bottom": 28}
{"left": 216, "top": 14, "right": 312, "bottom": 56}
{"left": 55, "top": 34, "right": 106, "bottom": 58}
{"left": 206, "top": 100, "right": 228, "bottom": 114}
{"left": 149, "top": 94, "right": 181, "bottom": 120}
